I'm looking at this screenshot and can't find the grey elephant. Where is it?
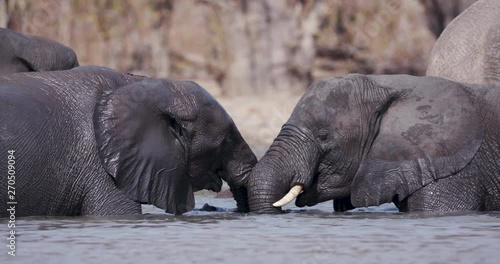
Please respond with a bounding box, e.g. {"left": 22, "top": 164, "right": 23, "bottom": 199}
{"left": 419, "top": 0, "right": 477, "bottom": 38}
{"left": 0, "top": 27, "right": 79, "bottom": 73}
{"left": 245, "top": 74, "right": 500, "bottom": 213}
{"left": 0, "top": 66, "right": 256, "bottom": 216}
{"left": 426, "top": 0, "right": 500, "bottom": 85}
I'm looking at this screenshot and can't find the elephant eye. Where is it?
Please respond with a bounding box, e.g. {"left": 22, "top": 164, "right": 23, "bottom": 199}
{"left": 175, "top": 123, "right": 183, "bottom": 137}
{"left": 169, "top": 119, "right": 185, "bottom": 138}
{"left": 317, "top": 130, "right": 328, "bottom": 141}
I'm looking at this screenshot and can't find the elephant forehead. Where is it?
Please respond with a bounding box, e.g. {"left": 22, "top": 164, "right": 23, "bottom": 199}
{"left": 299, "top": 77, "right": 360, "bottom": 115}
{"left": 292, "top": 96, "right": 339, "bottom": 127}
{"left": 304, "top": 75, "right": 357, "bottom": 98}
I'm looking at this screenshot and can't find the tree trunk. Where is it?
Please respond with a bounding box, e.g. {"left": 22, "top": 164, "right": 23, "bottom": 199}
{"left": 220, "top": 0, "right": 319, "bottom": 96}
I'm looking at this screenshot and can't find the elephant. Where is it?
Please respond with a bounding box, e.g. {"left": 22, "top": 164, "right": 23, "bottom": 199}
{"left": 0, "top": 27, "right": 79, "bottom": 73}
{"left": 0, "top": 66, "right": 256, "bottom": 216}
{"left": 426, "top": 0, "right": 500, "bottom": 85}
{"left": 245, "top": 74, "right": 500, "bottom": 213}
{"left": 419, "top": 0, "right": 477, "bottom": 38}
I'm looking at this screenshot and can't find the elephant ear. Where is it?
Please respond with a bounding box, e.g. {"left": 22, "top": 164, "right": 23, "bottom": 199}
{"left": 351, "top": 77, "right": 484, "bottom": 207}
{"left": 94, "top": 78, "right": 195, "bottom": 215}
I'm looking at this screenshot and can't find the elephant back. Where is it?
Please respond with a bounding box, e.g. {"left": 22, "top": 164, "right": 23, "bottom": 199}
{"left": 426, "top": 0, "right": 500, "bottom": 85}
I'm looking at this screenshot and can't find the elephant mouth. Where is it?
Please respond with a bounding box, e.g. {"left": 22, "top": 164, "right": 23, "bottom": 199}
{"left": 273, "top": 170, "right": 354, "bottom": 210}
{"left": 272, "top": 184, "right": 304, "bottom": 207}
{"left": 192, "top": 169, "right": 223, "bottom": 192}
{"left": 286, "top": 170, "right": 325, "bottom": 208}
{"left": 391, "top": 194, "right": 409, "bottom": 211}
{"left": 272, "top": 171, "right": 318, "bottom": 209}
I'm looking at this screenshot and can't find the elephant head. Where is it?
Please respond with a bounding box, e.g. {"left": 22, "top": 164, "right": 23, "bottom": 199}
{"left": 0, "top": 27, "right": 79, "bottom": 73}
{"left": 247, "top": 74, "right": 483, "bottom": 213}
{"left": 94, "top": 78, "right": 257, "bottom": 214}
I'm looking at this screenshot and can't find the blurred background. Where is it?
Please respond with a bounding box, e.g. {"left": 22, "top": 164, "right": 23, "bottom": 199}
{"left": 0, "top": 0, "right": 476, "bottom": 158}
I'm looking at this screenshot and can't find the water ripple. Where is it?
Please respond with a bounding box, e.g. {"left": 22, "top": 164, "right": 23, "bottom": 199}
{"left": 1, "top": 197, "right": 499, "bottom": 264}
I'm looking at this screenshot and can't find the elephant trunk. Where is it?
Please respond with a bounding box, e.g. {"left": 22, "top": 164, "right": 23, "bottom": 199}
{"left": 247, "top": 154, "right": 289, "bottom": 213}
{"left": 247, "top": 125, "right": 319, "bottom": 213}
{"left": 221, "top": 129, "right": 258, "bottom": 212}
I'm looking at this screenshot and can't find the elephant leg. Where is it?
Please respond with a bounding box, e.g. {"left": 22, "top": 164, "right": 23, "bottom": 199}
{"left": 334, "top": 196, "right": 355, "bottom": 212}
{"left": 81, "top": 175, "right": 142, "bottom": 216}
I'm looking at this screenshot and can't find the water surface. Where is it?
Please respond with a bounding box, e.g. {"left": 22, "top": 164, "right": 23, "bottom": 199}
{"left": 1, "top": 197, "right": 499, "bottom": 264}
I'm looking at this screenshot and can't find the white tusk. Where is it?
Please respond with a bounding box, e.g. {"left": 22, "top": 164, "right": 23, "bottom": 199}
{"left": 273, "top": 185, "right": 304, "bottom": 207}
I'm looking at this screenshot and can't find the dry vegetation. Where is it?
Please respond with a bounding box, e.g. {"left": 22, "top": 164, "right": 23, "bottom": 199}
{"left": 313, "top": 0, "right": 435, "bottom": 78}
{"left": 1, "top": 0, "right": 173, "bottom": 76}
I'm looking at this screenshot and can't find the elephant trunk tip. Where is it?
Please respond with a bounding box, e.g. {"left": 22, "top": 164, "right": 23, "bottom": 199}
{"left": 229, "top": 184, "right": 250, "bottom": 213}
{"left": 248, "top": 186, "right": 287, "bottom": 214}
{"left": 249, "top": 201, "right": 284, "bottom": 214}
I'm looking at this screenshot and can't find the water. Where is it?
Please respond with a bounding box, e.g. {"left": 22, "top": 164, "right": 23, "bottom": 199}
{"left": 1, "top": 197, "right": 500, "bottom": 264}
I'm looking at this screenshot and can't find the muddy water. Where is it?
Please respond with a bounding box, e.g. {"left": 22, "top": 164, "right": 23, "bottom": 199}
{"left": 1, "top": 197, "right": 499, "bottom": 264}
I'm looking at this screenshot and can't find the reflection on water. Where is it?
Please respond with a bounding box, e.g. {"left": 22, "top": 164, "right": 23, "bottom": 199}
{"left": 1, "top": 197, "right": 500, "bottom": 264}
